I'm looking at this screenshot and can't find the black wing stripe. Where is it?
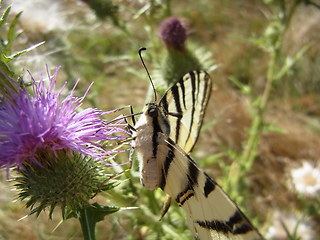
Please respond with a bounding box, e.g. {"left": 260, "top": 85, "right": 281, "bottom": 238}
{"left": 184, "top": 71, "right": 197, "bottom": 146}
{"left": 171, "top": 83, "right": 182, "bottom": 143}
{"left": 196, "top": 71, "right": 201, "bottom": 102}
{"left": 196, "top": 210, "right": 254, "bottom": 235}
{"left": 162, "top": 95, "right": 169, "bottom": 113}
{"left": 234, "top": 223, "right": 255, "bottom": 234}
{"left": 201, "top": 73, "right": 211, "bottom": 117}
{"left": 152, "top": 117, "right": 162, "bottom": 157}
{"left": 196, "top": 219, "right": 232, "bottom": 234}
{"left": 186, "top": 154, "right": 200, "bottom": 185}
{"left": 176, "top": 186, "right": 195, "bottom": 206}
{"left": 178, "top": 75, "right": 187, "bottom": 109}
{"left": 159, "top": 138, "right": 175, "bottom": 190}
{"left": 203, "top": 172, "right": 216, "bottom": 198}
{"left": 175, "top": 153, "right": 200, "bottom": 206}
{"left": 192, "top": 72, "right": 212, "bottom": 150}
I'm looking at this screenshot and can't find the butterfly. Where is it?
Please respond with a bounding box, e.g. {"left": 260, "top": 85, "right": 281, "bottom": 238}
{"left": 131, "top": 70, "right": 264, "bottom": 240}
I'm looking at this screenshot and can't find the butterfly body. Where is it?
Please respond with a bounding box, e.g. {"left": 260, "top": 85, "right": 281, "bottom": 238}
{"left": 131, "top": 70, "right": 264, "bottom": 240}
{"left": 133, "top": 103, "right": 170, "bottom": 189}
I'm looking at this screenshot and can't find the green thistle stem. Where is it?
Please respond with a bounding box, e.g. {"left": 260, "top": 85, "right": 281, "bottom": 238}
{"left": 77, "top": 202, "right": 120, "bottom": 240}
{"left": 227, "top": 34, "right": 280, "bottom": 206}
{"left": 226, "top": 2, "right": 301, "bottom": 205}
{"left": 79, "top": 207, "right": 96, "bottom": 240}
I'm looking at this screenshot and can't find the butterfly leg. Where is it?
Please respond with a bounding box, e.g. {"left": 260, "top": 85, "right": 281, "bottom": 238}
{"left": 110, "top": 104, "right": 137, "bottom": 177}
{"left": 104, "top": 109, "right": 137, "bottom": 176}
{"left": 91, "top": 106, "right": 138, "bottom": 199}
{"left": 108, "top": 105, "right": 133, "bottom": 113}
{"left": 106, "top": 105, "right": 142, "bottom": 126}
{"left": 129, "top": 105, "right": 136, "bottom": 126}
{"left": 159, "top": 195, "right": 172, "bottom": 220}
{"left": 125, "top": 106, "right": 137, "bottom": 174}
{"left": 112, "top": 104, "right": 136, "bottom": 126}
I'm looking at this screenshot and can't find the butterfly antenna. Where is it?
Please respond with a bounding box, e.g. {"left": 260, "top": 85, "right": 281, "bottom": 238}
{"left": 139, "top": 47, "right": 157, "bottom": 102}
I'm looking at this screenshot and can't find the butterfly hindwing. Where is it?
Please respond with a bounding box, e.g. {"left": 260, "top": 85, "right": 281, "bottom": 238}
{"left": 159, "top": 71, "right": 212, "bottom": 153}
{"left": 156, "top": 133, "right": 263, "bottom": 240}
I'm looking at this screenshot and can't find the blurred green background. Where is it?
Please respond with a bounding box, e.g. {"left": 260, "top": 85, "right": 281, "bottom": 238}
{"left": 1, "top": 0, "right": 320, "bottom": 239}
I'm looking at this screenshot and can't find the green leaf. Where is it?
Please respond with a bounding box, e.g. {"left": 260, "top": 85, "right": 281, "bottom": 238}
{"left": 62, "top": 207, "right": 79, "bottom": 220}
{"left": 0, "top": 5, "right": 11, "bottom": 29}
{"left": 0, "top": 61, "right": 16, "bottom": 92}
{"left": 3, "top": 41, "right": 45, "bottom": 62}
{"left": 90, "top": 202, "right": 120, "bottom": 222}
{"left": 262, "top": 122, "right": 286, "bottom": 133}
{"left": 201, "top": 152, "right": 225, "bottom": 167}
{"left": 99, "top": 179, "right": 121, "bottom": 192}
{"left": 274, "top": 45, "right": 310, "bottom": 81}
{"left": 229, "top": 76, "right": 251, "bottom": 95}
{"left": 78, "top": 203, "right": 120, "bottom": 240}
{"left": 6, "top": 11, "right": 22, "bottom": 55}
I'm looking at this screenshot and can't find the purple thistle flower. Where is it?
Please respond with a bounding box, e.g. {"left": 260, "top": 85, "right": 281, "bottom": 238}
{"left": 0, "top": 67, "right": 128, "bottom": 169}
{"left": 159, "top": 16, "right": 187, "bottom": 51}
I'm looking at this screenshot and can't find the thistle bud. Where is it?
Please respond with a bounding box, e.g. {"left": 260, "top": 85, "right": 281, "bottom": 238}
{"left": 159, "top": 16, "right": 187, "bottom": 51}
{"left": 158, "top": 17, "right": 202, "bottom": 88}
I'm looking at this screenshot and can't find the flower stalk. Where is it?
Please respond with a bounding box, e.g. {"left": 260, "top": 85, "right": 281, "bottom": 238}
{"left": 79, "top": 207, "right": 96, "bottom": 240}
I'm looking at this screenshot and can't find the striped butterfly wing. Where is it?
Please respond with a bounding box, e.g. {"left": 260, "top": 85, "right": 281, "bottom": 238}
{"left": 159, "top": 71, "right": 212, "bottom": 153}
{"left": 156, "top": 132, "right": 264, "bottom": 240}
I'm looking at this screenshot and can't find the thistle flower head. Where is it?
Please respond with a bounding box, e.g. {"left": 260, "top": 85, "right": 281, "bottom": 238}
{"left": 0, "top": 67, "right": 127, "bottom": 169}
{"left": 0, "top": 67, "right": 129, "bottom": 217}
{"left": 159, "top": 16, "right": 187, "bottom": 51}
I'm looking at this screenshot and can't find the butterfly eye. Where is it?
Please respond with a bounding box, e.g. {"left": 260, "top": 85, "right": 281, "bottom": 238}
{"left": 148, "top": 108, "right": 158, "bottom": 118}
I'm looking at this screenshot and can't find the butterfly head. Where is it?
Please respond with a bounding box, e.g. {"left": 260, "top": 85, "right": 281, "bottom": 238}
{"left": 146, "top": 104, "right": 158, "bottom": 118}
{"left": 137, "top": 103, "right": 170, "bottom": 135}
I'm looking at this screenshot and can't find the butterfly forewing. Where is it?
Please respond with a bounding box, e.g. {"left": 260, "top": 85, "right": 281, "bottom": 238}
{"left": 160, "top": 71, "right": 212, "bottom": 153}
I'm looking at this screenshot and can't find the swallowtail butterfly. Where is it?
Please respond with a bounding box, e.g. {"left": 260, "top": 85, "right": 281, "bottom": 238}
{"left": 131, "top": 70, "right": 264, "bottom": 240}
